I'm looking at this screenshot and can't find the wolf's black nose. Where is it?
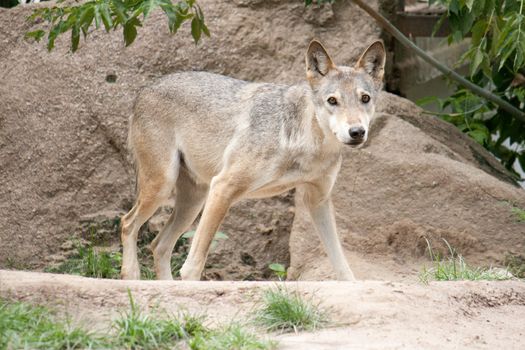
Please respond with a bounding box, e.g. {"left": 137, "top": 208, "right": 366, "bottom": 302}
{"left": 349, "top": 126, "right": 365, "bottom": 139}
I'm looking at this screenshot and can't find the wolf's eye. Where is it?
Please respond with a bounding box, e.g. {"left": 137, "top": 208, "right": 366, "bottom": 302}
{"left": 327, "top": 97, "right": 338, "bottom": 105}
{"left": 361, "top": 94, "right": 371, "bottom": 103}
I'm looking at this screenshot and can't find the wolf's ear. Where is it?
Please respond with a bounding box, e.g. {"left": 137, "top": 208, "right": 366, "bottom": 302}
{"left": 306, "top": 40, "right": 335, "bottom": 80}
{"left": 355, "top": 41, "right": 386, "bottom": 84}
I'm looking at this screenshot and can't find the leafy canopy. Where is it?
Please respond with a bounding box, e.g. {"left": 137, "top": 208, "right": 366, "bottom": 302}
{"left": 422, "top": 0, "right": 525, "bottom": 178}
{"left": 26, "top": 0, "right": 209, "bottom": 52}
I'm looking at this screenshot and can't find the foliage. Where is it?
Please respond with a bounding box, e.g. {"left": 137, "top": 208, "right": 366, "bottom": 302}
{"left": 113, "top": 290, "right": 186, "bottom": 349}
{"left": 419, "top": 238, "right": 514, "bottom": 283}
{"left": 1, "top": 294, "right": 276, "bottom": 350}
{"left": 505, "top": 253, "right": 525, "bottom": 278}
{"left": 45, "top": 242, "right": 122, "bottom": 279}
{"left": 46, "top": 228, "right": 229, "bottom": 279}
{"left": 0, "top": 299, "right": 109, "bottom": 349}
{"left": 511, "top": 205, "right": 525, "bottom": 221}
{"left": 189, "top": 323, "right": 276, "bottom": 350}
{"left": 182, "top": 230, "right": 228, "bottom": 250}
{"left": 115, "top": 290, "right": 275, "bottom": 350}
{"left": 268, "top": 263, "right": 287, "bottom": 281}
{"left": 420, "top": 0, "right": 525, "bottom": 178}
{"left": 25, "top": 0, "right": 209, "bottom": 52}
{"left": 253, "top": 285, "right": 327, "bottom": 333}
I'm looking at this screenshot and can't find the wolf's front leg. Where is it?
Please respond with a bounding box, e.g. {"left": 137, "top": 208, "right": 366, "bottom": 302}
{"left": 180, "top": 175, "right": 243, "bottom": 280}
{"left": 301, "top": 184, "right": 355, "bottom": 281}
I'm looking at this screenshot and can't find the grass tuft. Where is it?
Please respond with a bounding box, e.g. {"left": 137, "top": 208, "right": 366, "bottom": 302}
{"left": 1, "top": 292, "right": 276, "bottom": 350}
{"left": 113, "top": 290, "right": 187, "bottom": 349}
{"left": 419, "top": 239, "right": 514, "bottom": 283}
{"left": 253, "top": 285, "right": 326, "bottom": 333}
{"left": 505, "top": 253, "right": 525, "bottom": 278}
{"left": 189, "top": 323, "right": 276, "bottom": 350}
{"left": 45, "top": 242, "right": 121, "bottom": 279}
{"left": 511, "top": 206, "right": 525, "bottom": 222}
{"left": 0, "top": 299, "right": 109, "bottom": 349}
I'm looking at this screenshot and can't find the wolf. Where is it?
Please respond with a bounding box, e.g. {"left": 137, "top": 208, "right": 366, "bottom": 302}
{"left": 120, "top": 40, "right": 386, "bottom": 281}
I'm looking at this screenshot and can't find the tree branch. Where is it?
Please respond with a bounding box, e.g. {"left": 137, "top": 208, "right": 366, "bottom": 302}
{"left": 349, "top": 0, "right": 525, "bottom": 122}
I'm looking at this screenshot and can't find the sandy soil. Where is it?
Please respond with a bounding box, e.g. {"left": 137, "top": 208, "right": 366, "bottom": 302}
{"left": 1, "top": 270, "right": 524, "bottom": 349}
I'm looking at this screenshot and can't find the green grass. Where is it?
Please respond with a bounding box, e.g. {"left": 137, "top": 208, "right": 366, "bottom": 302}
{"left": 189, "top": 323, "right": 276, "bottom": 350}
{"left": 505, "top": 253, "right": 525, "bottom": 278}
{"left": 511, "top": 206, "right": 525, "bottom": 222}
{"left": 46, "top": 225, "right": 228, "bottom": 280}
{"left": 46, "top": 243, "right": 122, "bottom": 279}
{"left": 1, "top": 293, "right": 276, "bottom": 350}
{"left": 419, "top": 239, "right": 514, "bottom": 283}
{"left": 112, "top": 290, "right": 190, "bottom": 349}
{"left": 0, "top": 299, "right": 109, "bottom": 350}
{"left": 253, "top": 285, "right": 327, "bottom": 333}
{"left": 114, "top": 291, "right": 274, "bottom": 350}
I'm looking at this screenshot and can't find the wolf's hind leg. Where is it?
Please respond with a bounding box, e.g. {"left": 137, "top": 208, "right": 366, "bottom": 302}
{"left": 179, "top": 174, "right": 245, "bottom": 280}
{"left": 151, "top": 168, "right": 208, "bottom": 280}
{"left": 120, "top": 154, "right": 179, "bottom": 280}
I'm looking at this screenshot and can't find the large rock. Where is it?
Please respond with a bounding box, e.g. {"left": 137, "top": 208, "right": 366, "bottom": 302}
{"left": 2, "top": 0, "right": 522, "bottom": 281}
{"left": 0, "top": 0, "right": 381, "bottom": 276}
{"left": 288, "top": 93, "right": 525, "bottom": 281}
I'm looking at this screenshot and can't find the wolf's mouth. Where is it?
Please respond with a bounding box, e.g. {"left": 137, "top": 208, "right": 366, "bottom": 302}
{"left": 345, "top": 140, "right": 364, "bottom": 147}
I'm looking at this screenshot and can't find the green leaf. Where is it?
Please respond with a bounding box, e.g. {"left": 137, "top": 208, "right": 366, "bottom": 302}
{"left": 470, "top": 19, "right": 487, "bottom": 47}
{"left": 142, "top": 0, "right": 157, "bottom": 18}
{"left": 201, "top": 21, "right": 210, "bottom": 37}
{"left": 47, "top": 21, "right": 64, "bottom": 51}
{"left": 25, "top": 29, "right": 46, "bottom": 42}
{"left": 181, "top": 230, "right": 196, "bottom": 239}
{"left": 71, "top": 24, "right": 80, "bottom": 52}
{"left": 214, "top": 232, "right": 228, "bottom": 240}
{"left": 471, "top": 49, "right": 484, "bottom": 75}
{"left": 191, "top": 16, "right": 201, "bottom": 43}
{"left": 94, "top": 5, "right": 102, "bottom": 29}
{"left": 112, "top": 0, "right": 128, "bottom": 25}
{"left": 99, "top": 2, "right": 113, "bottom": 31}
{"left": 123, "top": 19, "right": 138, "bottom": 46}
{"left": 79, "top": 6, "right": 95, "bottom": 37}
{"left": 269, "top": 263, "right": 286, "bottom": 273}
{"left": 449, "top": 0, "right": 460, "bottom": 14}
{"left": 416, "top": 95, "right": 440, "bottom": 107}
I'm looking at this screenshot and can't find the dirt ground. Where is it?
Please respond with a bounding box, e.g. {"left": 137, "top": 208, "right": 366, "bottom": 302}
{"left": 1, "top": 270, "right": 525, "bottom": 349}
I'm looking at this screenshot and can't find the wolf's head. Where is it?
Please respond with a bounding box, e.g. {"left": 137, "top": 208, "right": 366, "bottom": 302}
{"left": 305, "top": 40, "right": 386, "bottom": 147}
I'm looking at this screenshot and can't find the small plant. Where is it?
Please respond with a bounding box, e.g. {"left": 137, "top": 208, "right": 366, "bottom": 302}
{"left": 115, "top": 290, "right": 274, "bottom": 350}
{"left": 113, "top": 290, "right": 187, "bottom": 349}
{"left": 505, "top": 253, "right": 525, "bottom": 278}
{"left": 0, "top": 299, "right": 109, "bottom": 349}
{"left": 419, "top": 239, "right": 514, "bottom": 283}
{"left": 189, "top": 323, "right": 276, "bottom": 350}
{"left": 46, "top": 242, "right": 122, "bottom": 279}
{"left": 511, "top": 206, "right": 525, "bottom": 222}
{"left": 1, "top": 293, "right": 276, "bottom": 350}
{"left": 182, "top": 230, "right": 228, "bottom": 249}
{"left": 253, "top": 285, "right": 327, "bottom": 333}
{"left": 268, "top": 263, "right": 287, "bottom": 281}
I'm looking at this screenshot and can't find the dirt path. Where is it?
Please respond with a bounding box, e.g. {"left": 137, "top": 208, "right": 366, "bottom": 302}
{"left": 1, "top": 270, "right": 524, "bottom": 349}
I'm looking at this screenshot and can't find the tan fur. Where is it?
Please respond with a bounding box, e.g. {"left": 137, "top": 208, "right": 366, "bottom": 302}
{"left": 120, "top": 40, "right": 386, "bottom": 281}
